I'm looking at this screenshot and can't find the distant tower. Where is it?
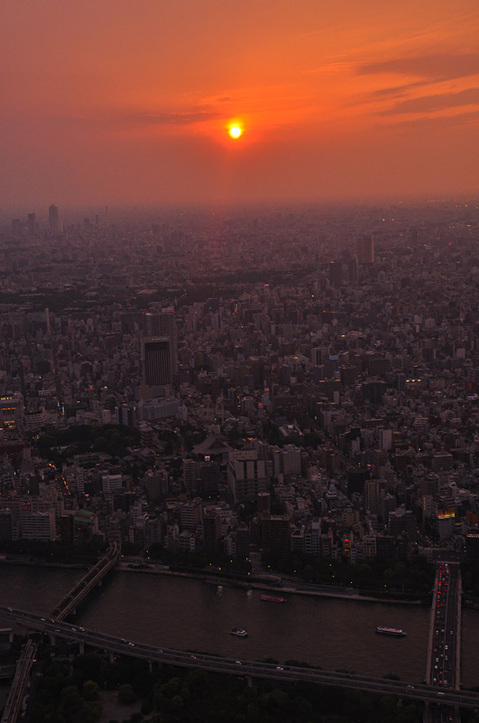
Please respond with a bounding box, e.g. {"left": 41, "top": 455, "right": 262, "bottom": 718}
{"left": 27, "top": 213, "right": 36, "bottom": 235}
{"left": 348, "top": 255, "right": 358, "bottom": 283}
{"left": 356, "top": 235, "right": 374, "bottom": 264}
{"left": 49, "top": 204, "right": 59, "bottom": 233}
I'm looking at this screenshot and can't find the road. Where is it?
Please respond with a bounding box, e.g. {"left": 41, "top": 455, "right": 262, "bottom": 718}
{"left": 2, "top": 606, "right": 479, "bottom": 712}
{"left": 426, "top": 561, "right": 462, "bottom": 723}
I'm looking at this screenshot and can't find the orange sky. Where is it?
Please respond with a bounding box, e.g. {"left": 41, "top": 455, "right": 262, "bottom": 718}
{"left": 1, "top": 0, "right": 479, "bottom": 208}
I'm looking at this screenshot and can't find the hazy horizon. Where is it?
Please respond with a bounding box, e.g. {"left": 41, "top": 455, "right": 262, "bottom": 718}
{"left": 4, "top": 194, "right": 477, "bottom": 221}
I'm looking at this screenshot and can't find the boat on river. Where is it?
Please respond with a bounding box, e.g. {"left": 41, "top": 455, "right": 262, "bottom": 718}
{"left": 260, "top": 594, "right": 287, "bottom": 603}
{"left": 230, "top": 627, "right": 248, "bottom": 637}
{"left": 375, "top": 626, "right": 406, "bottom": 637}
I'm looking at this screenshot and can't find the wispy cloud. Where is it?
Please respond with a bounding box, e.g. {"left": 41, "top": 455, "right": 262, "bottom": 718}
{"left": 380, "top": 87, "right": 479, "bottom": 115}
{"left": 371, "top": 81, "right": 427, "bottom": 98}
{"left": 117, "top": 108, "right": 223, "bottom": 126}
{"left": 357, "top": 53, "right": 479, "bottom": 83}
{"left": 382, "top": 108, "right": 479, "bottom": 131}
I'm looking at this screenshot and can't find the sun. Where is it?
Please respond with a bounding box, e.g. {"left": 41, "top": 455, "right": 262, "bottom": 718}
{"left": 229, "top": 125, "right": 243, "bottom": 139}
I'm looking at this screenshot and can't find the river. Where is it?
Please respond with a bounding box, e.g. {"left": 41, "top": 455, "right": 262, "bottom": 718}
{"left": 0, "top": 564, "right": 478, "bottom": 687}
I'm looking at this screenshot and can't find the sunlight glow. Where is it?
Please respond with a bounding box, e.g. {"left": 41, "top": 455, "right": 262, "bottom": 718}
{"left": 229, "top": 125, "right": 243, "bottom": 139}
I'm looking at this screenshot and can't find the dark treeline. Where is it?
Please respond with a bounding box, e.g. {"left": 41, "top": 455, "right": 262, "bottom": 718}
{"left": 27, "top": 648, "right": 430, "bottom": 723}
{"left": 262, "top": 552, "right": 435, "bottom": 599}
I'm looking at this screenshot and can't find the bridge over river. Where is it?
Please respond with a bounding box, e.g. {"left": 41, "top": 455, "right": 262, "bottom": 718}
{"left": 0, "top": 555, "right": 471, "bottom": 722}
{"left": 1, "top": 542, "right": 120, "bottom": 723}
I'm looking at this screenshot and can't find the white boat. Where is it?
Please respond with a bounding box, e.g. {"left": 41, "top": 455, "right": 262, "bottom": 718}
{"left": 230, "top": 627, "right": 248, "bottom": 637}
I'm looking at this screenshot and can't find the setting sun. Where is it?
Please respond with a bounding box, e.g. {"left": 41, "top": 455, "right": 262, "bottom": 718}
{"left": 229, "top": 125, "right": 243, "bottom": 139}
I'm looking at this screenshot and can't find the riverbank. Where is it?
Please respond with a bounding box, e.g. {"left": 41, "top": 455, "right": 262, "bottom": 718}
{"left": 0, "top": 556, "right": 428, "bottom": 605}
{"left": 116, "top": 561, "right": 427, "bottom": 605}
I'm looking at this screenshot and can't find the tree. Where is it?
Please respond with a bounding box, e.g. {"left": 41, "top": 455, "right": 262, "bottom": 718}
{"left": 78, "top": 701, "right": 103, "bottom": 722}
{"left": 118, "top": 683, "right": 137, "bottom": 705}
{"left": 72, "top": 653, "right": 106, "bottom": 686}
{"left": 82, "top": 680, "right": 100, "bottom": 701}
{"left": 61, "top": 685, "right": 83, "bottom": 717}
{"left": 160, "top": 677, "right": 182, "bottom": 699}
{"left": 168, "top": 693, "right": 184, "bottom": 720}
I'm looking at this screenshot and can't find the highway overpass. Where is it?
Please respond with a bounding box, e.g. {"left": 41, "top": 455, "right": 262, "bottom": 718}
{"left": 2, "top": 606, "right": 479, "bottom": 712}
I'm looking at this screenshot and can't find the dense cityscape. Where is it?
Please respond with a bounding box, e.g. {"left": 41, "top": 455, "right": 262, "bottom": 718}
{"left": 0, "top": 201, "right": 478, "bottom": 573}
{"left": 1, "top": 200, "right": 479, "bottom": 722}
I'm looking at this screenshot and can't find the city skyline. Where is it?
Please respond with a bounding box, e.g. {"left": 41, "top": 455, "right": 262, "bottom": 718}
{"left": 1, "top": 1, "right": 479, "bottom": 208}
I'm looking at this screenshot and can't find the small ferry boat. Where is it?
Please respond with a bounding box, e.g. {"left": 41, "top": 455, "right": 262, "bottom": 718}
{"left": 375, "top": 626, "right": 406, "bottom": 637}
{"left": 230, "top": 627, "right": 248, "bottom": 637}
{"left": 260, "top": 594, "right": 287, "bottom": 603}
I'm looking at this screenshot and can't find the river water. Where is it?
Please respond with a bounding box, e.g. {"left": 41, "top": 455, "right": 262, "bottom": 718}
{"left": 0, "top": 565, "right": 478, "bottom": 687}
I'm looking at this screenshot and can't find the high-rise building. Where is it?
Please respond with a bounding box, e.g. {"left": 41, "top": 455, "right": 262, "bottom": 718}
{"left": 261, "top": 515, "right": 291, "bottom": 555}
{"left": 203, "top": 512, "right": 221, "bottom": 553}
{"left": 20, "top": 510, "right": 56, "bottom": 541}
{"left": 348, "top": 254, "right": 358, "bottom": 283}
{"left": 364, "top": 478, "right": 382, "bottom": 514}
{"left": 27, "top": 213, "right": 36, "bottom": 235}
{"left": 257, "top": 491, "right": 271, "bottom": 516}
{"left": 141, "top": 309, "right": 178, "bottom": 374}
{"left": 305, "top": 517, "right": 321, "bottom": 556}
{"left": 235, "top": 526, "right": 251, "bottom": 559}
{"left": 227, "top": 448, "right": 268, "bottom": 503}
{"left": 141, "top": 337, "right": 173, "bottom": 387}
{"left": 180, "top": 499, "right": 202, "bottom": 531}
{"left": 49, "top": 204, "right": 59, "bottom": 233}
{"left": 356, "top": 235, "right": 374, "bottom": 264}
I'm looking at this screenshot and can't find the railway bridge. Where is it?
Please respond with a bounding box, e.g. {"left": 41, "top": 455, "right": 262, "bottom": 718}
{"left": 1, "top": 542, "right": 120, "bottom": 723}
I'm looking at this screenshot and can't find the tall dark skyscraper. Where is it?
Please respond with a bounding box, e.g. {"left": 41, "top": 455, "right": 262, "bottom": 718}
{"left": 49, "top": 204, "right": 59, "bottom": 233}
{"left": 141, "top": 337, "right": 173, "bottom": 388}
{"left": 141, "top": 309, "right": 178, "bottom": 374}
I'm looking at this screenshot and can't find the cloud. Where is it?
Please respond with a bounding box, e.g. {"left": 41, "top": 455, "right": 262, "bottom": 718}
{"left": 39, "top": 106, "right": 226, "bottom": 133}
{"left": 371, "top": 81, "right": 427, "bottom": 98}
{"left": 118, "top": 108, "right": 223, "bottom": 126}
{"left": 380, "top": 87, "right": 479, "bottom": 115}
{"left": 357, "top": 53, "right": 479, "bottom": 83}
{"left": 382, "top": 109, "right": 479, "bottom": 131}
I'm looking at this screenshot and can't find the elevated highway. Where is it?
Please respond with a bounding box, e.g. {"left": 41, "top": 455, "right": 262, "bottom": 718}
{"left": 2, "top": 606, "right": 479, "bottom": 712}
